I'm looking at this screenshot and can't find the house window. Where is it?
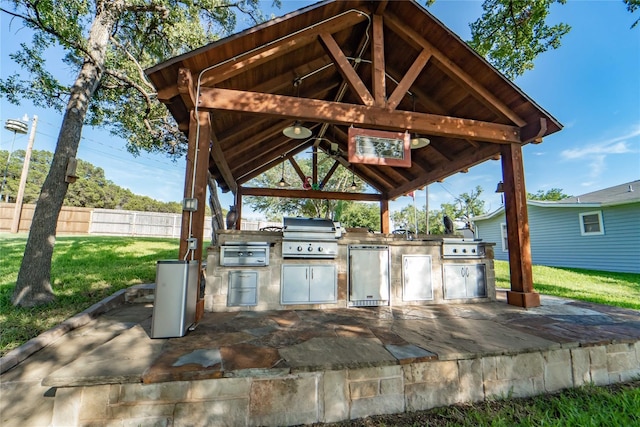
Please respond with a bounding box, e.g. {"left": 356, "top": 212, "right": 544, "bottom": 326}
{"left": 500, "top": 223, "right": 508, "bottom": 252}
{"left": 579, "top": 211, "right": 604, "bottom": 236}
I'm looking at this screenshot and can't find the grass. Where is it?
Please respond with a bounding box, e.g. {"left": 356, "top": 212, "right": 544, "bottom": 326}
{"left": 0, "top": 234, "right": 181, "bottom": 356}
{"left": 324, "top": 380, "right": 640, "bottom": 426}
{"left": 494, "top": 260, "right": 640, "bottom": 310}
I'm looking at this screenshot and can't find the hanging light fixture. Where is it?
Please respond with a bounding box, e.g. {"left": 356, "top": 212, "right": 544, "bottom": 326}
{"left": 278, "top": 158, "right": 290, "bottom": 187}
{"left": 350, "top": 168, "right": 357, "bottom": 190}
{"left": 409, "top": 95, "right": 430, "bottom": 149}
{"left": 283, "top": 121, "right": 312, "bottom": 139}
{"left": 410, "top": 135, "right": 430, "bottom": 149}
{"left": 282, "top": 79, "right": 312, "bottom": 139}
{"left": 495, "top": 181, "right": 504, "bottom": 193}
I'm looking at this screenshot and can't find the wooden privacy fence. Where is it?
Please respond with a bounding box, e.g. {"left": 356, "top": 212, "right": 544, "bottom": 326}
{"left": 0, "top": 203, "right": 213, "bottom": 238}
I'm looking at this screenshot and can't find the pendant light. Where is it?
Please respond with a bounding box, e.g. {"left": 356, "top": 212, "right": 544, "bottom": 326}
{"left": 409, "top": 95, "right": 430, "bottom": 149}
{"left": 349, "top": 168, "right": 357, "bottom": 190}
{"left": 282, "top": 78, "right": 311, "bottom": 139}
{"left": 278, "top": 158, "right": 290, "bottom": 187}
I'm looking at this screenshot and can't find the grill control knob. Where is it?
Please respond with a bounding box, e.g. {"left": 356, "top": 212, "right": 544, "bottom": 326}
{"left": 318, "top": 246, "right": 324, "bottom": 252}
{"left": 248, "top": 251, "right": 253, "bottom": 256}
{"left": 308, "top": 246, "right": 314, "bottom": 252}
{"left": 297, "top": 246, "right": 303, "bottom": 252}
{"left": 452, "top": 248, "right": 457, "bottom": 253}
{"left": 462, "top": 248, "right": 467, "bottom": 253}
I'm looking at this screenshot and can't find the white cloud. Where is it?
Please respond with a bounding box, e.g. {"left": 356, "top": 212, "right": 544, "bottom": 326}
{"left": 561, "top": 141, "right": 633, "bottom": 160}
{"left": 559, "top": 126, "right": 640, "bottom": 179}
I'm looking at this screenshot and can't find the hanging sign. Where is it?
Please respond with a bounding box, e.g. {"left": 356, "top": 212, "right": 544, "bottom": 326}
{"left": 348, "top": 127, "right": 411, "bottom": 167}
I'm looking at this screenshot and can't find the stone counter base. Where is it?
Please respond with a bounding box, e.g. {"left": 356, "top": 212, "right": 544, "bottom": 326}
{"left": 51, "top": 341, "right": 640, "bottom": 426}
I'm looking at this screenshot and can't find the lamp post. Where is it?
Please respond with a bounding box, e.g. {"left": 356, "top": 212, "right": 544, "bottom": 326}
{"left": 1, "top": 118, "right": 29, "bottom": 202}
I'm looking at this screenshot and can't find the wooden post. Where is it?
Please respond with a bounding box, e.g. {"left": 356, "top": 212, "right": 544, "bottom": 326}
{"left": 500, "top": 143, "right": 539, "bottom": 308}
{"left": 179, "top": 110, "right": 211, "bottom": 321}
{"left": 235, "top": 190, "right": 242, "bottom": 230}
{"left": 380, "top": 199, "right": 390, "bottom": 233}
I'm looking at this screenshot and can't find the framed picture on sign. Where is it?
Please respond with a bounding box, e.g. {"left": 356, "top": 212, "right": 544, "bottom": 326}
{"left": 348, "top": 127, "right": 411, "bottom": 167}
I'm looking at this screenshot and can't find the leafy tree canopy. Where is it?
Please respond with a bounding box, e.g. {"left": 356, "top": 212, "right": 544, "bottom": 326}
{"left": 245, "top": 156, "right": 364, "bottom": 220}
{"left": 527, "top": 187, "right": 571, "bottom": 201}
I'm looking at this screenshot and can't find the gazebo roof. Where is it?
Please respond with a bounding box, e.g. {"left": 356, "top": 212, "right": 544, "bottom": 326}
{"left": 145, "top": 0, "right": 562, "bottom": 200}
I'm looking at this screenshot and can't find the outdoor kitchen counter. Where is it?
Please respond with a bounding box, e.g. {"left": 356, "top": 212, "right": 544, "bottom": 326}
{"left": 205, "top": 231, "right": 496, "bottom": 312}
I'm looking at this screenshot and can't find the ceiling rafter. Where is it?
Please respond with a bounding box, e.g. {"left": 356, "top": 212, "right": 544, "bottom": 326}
{"left": 319, "top": 32, "right": 374, "bottom": 106}
{"left": 371, "top": 14, "right": 386, "bottom": 108}
{"left": 383, "top": 11, "right": 527, "bottom": 127}
{"left": 210, "top": 128, "right": 238, "bottom": 194}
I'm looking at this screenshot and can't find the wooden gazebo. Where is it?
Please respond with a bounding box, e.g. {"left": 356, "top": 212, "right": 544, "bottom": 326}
{"left": 145, "top": 0, "right": 562, "bottom": 311}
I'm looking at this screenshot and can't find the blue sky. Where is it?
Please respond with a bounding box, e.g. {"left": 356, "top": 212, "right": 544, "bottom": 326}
{"left": 1, "top": 0, "right": 639, "bottom": 220}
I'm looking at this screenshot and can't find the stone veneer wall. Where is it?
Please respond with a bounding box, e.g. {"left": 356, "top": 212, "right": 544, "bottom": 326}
{"left": 51, "top": 342, "right": 640, "bottom": 426}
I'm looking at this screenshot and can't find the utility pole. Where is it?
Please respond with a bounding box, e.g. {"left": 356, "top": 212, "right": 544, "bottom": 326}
{"left": 11, "top": 115, "right": 38, "bottom": 233}
{"left": 1, "top": 118, "right": 29, "bottom": 201}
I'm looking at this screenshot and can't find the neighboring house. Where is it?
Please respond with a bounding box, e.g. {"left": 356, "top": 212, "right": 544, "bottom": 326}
{"left": 473, "top": 180, "right": 640, "bottom": 274}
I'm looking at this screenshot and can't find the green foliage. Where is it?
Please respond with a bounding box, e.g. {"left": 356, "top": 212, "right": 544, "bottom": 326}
{"left": 0, "top": 0, "right": 272, "bottom": 157}
{"left": 624, "top": 0, "right": 640, "bottom": 28}
{"left": 467, "top": 0, "right": 571, "bottom": 79}
{"left": 245, "top": 156, "right": 364, "bottom": 219}
{"left": 338, "top": 202, "right": 380, "bottom": 231}
{"left": 0, "top": 149, "right": 183, "bottom": 212}
{"left": 527, "top": 187, "right": 571, "bottom": 201}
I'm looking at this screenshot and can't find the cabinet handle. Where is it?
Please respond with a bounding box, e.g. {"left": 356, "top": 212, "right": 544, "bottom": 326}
{"left": 311, "top": 268, "right": 314, "bottom": 280}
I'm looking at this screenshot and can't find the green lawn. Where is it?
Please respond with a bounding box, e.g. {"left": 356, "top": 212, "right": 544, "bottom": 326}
{"left": 494, "top": 260, "right": 640, "bottom": 310}
{"left": 1, "top": 234, "right": 181, "bottom": 355}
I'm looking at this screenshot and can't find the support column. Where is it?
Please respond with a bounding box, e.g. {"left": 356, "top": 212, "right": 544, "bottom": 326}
{"left": 235, "top": 190, "right": 242, "bottom": 230}
{"left": 501, "top": 143, "right": 539, "bottom": 308}
{"left": 380, "top": 199, "right": 389, "bottom": 234}
{"left": 179, "top": 110, "right": 211, "bottom": 320}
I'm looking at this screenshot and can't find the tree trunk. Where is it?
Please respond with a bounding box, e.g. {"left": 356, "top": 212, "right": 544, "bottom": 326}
{"left": 12, "top": 5, "right": 120, "bottom": 307}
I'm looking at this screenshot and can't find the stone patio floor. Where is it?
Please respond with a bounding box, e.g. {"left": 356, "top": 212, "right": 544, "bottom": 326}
{"left": 2, "top": 289, "right": 640, "bottom": 426}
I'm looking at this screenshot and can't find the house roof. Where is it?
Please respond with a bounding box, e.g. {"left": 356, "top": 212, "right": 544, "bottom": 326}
{"left": 474, "top": 180, "right": 640, "bottom": 221}
{"left": 145, "top": 0, "right": 562, "bottom": 200}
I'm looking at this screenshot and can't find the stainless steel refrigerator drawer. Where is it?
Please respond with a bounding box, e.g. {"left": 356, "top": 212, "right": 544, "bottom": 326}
{"left": 227, "top": 270, "right": 258, "bottom": 306}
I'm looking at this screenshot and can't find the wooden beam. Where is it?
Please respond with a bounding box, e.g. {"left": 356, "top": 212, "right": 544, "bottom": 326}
{"left": 319, "top": 33, "right": 374, "bottom": 106}
{"left": 387, "top": 144, "right": 499, "bottom": 199}
{"left": 177, "top": 68, "right": 197, "bottom": 110}
{"left": 288, "top": 157, "right": 307, "bottom": 184}
{"left": 320, "top": 160, "right": 341, "bottom": 189}
{"left": 520, "top": 118, "right": 548, "bottom": 143}
{"left": 200, "top": 10, "right": 369, "bottom": 88}
{"left": 210, "top": 128, "right": 238, "bottom": 194}
{"left": 386, "top": 48, "right": 431, "bottom": 111}
{"left": 371, "top": 15, "right": 386, "bottom": 108}
{"left": 241, "top": 186, "right": 382, "bottom": 201}
{"left": 237, "top": 143, "right": 311, "bottom": 184}
{"left": 199, "top": 87, "right": 522, "bottom": 144}
{"left": 179, "top": 110, "right": 210, "bottom": 321}
{"left": 384, "top": 12, "right": 526, "bottom": 127}
{"left": 501, "top": 143, "right": 539, "bottom": 308}
{"left": 380, "top": 199, "right": 390, "bottom": 233}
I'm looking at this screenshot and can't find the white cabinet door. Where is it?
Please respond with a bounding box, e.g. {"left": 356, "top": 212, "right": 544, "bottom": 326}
{"left": 281, "top": 265, "right": 310, "bottom": 304}
{"left": 309, "top": 265, "right": 336, "bottom": 303}
{"left": 443, "top": 264, "right": 487, "bottom": 299}
{"left": 402, "top": 255, "right": 433, "bottom": 301}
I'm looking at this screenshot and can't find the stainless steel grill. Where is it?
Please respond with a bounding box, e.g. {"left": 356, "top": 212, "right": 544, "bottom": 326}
{"left": 282, "top": 217, "right": 340, "bottom": 258}
{"left": 442, "top": 238, "right": 485, "bottom": 259}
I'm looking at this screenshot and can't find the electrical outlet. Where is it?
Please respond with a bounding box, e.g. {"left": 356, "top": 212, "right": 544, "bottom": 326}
{"left": 187, "top": 238, "right": 198, "bottom": 250}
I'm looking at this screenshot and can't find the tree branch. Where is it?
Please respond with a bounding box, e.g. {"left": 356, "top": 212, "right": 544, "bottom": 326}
{"left": 110, "top": 35, "right": 156, "bottom": 92}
